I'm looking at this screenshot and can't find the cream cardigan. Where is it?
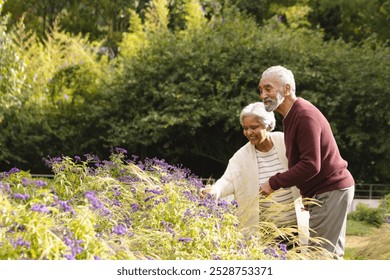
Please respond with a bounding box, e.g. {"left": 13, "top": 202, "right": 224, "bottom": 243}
{"left": 211, "top": 131, "right": 309, "bottom": 243}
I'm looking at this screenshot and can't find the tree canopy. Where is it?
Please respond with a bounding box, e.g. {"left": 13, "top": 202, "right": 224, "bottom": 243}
{"left": 0, "top": 0, "right": 389, "bottom": 184}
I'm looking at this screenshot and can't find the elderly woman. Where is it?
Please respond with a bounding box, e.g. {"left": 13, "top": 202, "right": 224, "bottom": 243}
{"left": 210, "top": 102, "right": 309, "bottom": 244}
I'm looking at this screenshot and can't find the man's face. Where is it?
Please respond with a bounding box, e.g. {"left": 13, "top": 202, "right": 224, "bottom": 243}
{"left": 258, "top": 74, "right": 285, "bottom": 112}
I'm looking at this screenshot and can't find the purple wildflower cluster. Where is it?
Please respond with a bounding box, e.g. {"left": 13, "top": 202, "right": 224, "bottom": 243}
{"left": 113, "top": 224, "right": 127, "bottom": 235}
{"left": 161, "top": 221, "right": 176, "bottom": 236}
{"left": 84, "top": 191, "right": 111, "bottom": 216}
{"left": 0, "top": 167, "right": 20, "bottom": 179}
{"left": 1, "top": 151, "right": 248, "bottom": 260}
{"left": 263, "top": 244, "right": 287, "bottom": 260}
{"left": 136, "top": 157, "right": 202, "bottom": 188}
{"left": 21, "top": 178, "right": 47, "bottom": 188}
{"left": 64, "top": 234, "right": 84, "bottom": 260}
{"left": 43, "top": 156, "right": 63, "bottom": 169}
{"left": 178, "top": 237, "right": 193, "bottom": 244}
{"left": 10, "top": 237, "right": 31, "bottom": 250}
{"left": 0, "top": 182, "right": 10, "bottom": 193}
{"left": 53, "top": 196, "right": 75, "bottom": 215}
{"left": 13, "top": 193, "right": 30, "bottom": 200}
{"left": 31, "top": 204, "right": 51, "bottom": 213}
{"left": 6, "top": 222, "right": 26, "bottom": 233}
{"left": 131, "top": 203, "right": 139, "bottom": 212}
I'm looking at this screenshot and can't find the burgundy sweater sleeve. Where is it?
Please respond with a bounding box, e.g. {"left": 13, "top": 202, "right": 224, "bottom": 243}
{"left": 269, "top": 114, "right": 322, "bottom": 190}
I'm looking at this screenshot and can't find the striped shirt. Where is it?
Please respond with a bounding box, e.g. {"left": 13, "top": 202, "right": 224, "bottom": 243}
{"left": 256, "top": 147, "right": 297, "bottom": 227}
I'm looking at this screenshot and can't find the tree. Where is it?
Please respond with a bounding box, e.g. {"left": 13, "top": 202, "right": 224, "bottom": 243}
{"left": 308, "top": 0, "right": 390, "bottom": 44}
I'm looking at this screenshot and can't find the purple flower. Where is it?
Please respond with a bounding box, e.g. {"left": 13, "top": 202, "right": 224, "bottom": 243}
{"left": 113, "top": 188, "right": 121, "bottom": 196}
{"left": 114, "top": 147, "right": 127, "bottom": 155}
{"left": 43, "top": 156, "right": 62, "bottom": 168}
{"left": 13, "top": 193, "right": 30, "bottom": 200}
{"left": 84, "top": 154, "right": 100, "bottom": 165}
{"left": 145, "top": 188, "right": 164, "bottom": 195}
{"left": 94, "top": 256, "right": 102, "bottom": 260}
{"left": 64, "top": 254, "right": 75, "bottom": 260}
{"left": 113, "top": 199, "right": 121, "bottom": 207}
{"left": 183, "top": 208, "right": 192, "bottom": 217}
{"left": 31, "top": 204, "right": 50, "bottom": 213}
{"left": 131, "top": 203, "right": 139, "bottom": 212}
{"left": 187, "top": 177, "right": 204, "bottom": 189}
{"left": 84, "top": 191, "right": 111, "bottom": 216}
{"left": 0, "top": 182, "right": 11, "bottom": 193}
{"left": 217, "top": 199, "right": 229, "bottom": 207}
{"left": 263, "top": 246, "right": 279, "bottom": 258}
{"left": 144, "top": 196, "right": 155, "bottom": 202}
{"left": 178, "top": 237, "right": 193, "bottom": 244}
{"left": 13, "top": 238, "right": 31, "bottom": 249}
{"left": 113, "top": 224, "right": 127, "bottom": 235}
{"left": 64, "top": 235, "right": 84, "bottom": 258}
{"left": 0, "top": 167, "right": 20, "bottom": 180}
{"left": 35, "top": 180, "right": 47, "bottom": 188}
{"left": 279, "top": 243, "right": 288, "bottom": 253}
{"left": 8, "top": 167, "right": 21, "bottom": 174}
{"left": 119, "top": 175, "right": 139, "bottom": 184}
{"left": 161, "top": 221, "right": 176, "bottom": 236}
{"left": 58, "top": 200, "right": 75, "bottom": 215}
{"left": 22, "top": 178, "right": 32, "bottom": 186}
{"left": 182, "top": 190, "right": 197, "bottom": 202}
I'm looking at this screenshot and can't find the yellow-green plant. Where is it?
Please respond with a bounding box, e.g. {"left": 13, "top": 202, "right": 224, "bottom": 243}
{"left": 351, "top": 224, "right": 390, "bottom": 260}
{"left": 0, "top": 149, "right": 332, "bottom": 260}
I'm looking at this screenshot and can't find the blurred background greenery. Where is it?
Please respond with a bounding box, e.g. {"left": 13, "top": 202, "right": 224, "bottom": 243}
{"left": 1, "top": 0, "right": 389, "bottom": 186}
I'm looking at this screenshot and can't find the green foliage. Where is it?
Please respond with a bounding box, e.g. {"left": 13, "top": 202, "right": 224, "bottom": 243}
{"left": 381, "top": 194, "right": 390, "bottom": 222}
{"left": 308, "top": 0, "right": 390, "bottom": 44}
{"left": 0, "top": 16, "right": 110, "bottom": 172}
{"left": 0, "top": 152, "right": 333, "bottom": 260}
{"left": 0, "top": 12, "right": 26, "bottom": 121}
{"left": 0, "top": 0, "right": 389, "bottom": 184}
{"left": 348, "top": 203, "right": 386, "bottom": 227}
{"left": 105, "top": 7, "right": 265, "bottom": 175}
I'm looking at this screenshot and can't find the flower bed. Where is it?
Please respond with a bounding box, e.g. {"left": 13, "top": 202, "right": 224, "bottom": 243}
{"left": 0, "top": 149, "right": 330, "bottom": 260}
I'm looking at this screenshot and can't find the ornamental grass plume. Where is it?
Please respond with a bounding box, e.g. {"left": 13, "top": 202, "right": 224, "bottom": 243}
{"left": 0, "top": 149, "right": 332, "bottom": 260}
{"left": 351, "top": 224, "right": 390, "bottom": 260}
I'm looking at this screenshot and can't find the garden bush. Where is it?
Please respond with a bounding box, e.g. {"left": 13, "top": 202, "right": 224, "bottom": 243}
{"left": 0, "top": 149, "right": 332, "bottom": 260}
{"left": 348, "top": 203, "right": 386, "bottom": 227}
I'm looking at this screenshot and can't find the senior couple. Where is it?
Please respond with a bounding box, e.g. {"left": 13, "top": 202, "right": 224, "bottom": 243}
{"left": 208, "top": 65, "right": 355, "bottom": 259}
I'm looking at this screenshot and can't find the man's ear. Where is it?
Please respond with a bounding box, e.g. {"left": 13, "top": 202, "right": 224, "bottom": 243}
{"left": 284, "top": 84, "right": 291, "bottom": 96}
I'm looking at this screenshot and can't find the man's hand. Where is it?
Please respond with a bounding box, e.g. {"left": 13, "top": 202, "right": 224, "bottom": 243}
{"left": 259, "top": 180, "right": 274, "bottom": 196}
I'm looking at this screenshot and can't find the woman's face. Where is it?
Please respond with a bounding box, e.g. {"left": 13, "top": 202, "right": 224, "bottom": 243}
{"left": 242, "top": 115, "right": 268, "bottom": 146}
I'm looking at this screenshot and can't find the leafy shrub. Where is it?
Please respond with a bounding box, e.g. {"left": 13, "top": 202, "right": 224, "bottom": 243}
{"left": 0, "top": 149, "right": 332, "bottom": 260}
{"left": 348, "top": 203, "right": 386, "bottom": 227}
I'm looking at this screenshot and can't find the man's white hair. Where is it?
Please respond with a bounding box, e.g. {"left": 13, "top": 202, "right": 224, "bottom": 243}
{"left": 261, "top": 65, "right": 296, "bottom": 96}
{"left": 239, "top": 102, "right": 276, "bottom": 131}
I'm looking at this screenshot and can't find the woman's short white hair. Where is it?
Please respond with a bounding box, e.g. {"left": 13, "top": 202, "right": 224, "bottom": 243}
{"left": 239, "top": 102, "right": 276, "bottom": 131}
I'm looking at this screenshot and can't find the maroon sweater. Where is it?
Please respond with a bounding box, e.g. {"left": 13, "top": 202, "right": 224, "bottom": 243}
{"left": 269, "top": 98, "right": 354, "bottom": 198}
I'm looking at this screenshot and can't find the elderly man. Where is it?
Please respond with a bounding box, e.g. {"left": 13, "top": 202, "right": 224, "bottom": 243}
{"left": 258, "top": 65, "right": 355, "bottom": 258}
